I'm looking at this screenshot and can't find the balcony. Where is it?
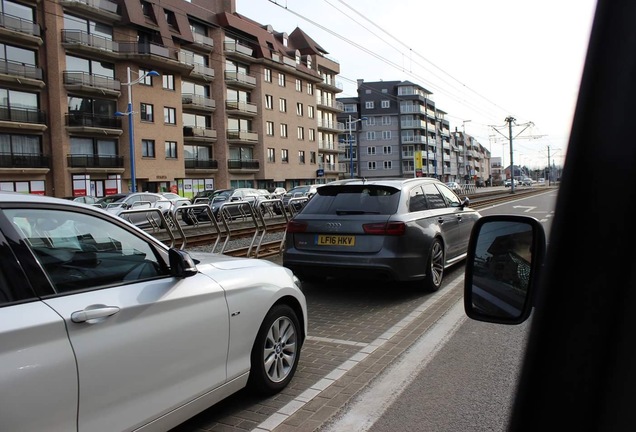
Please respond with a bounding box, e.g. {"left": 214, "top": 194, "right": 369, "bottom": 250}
{"left": 62, "top": 30, "right": 119, "bottom": 60}
{"left": 183, "top": 126, "right": 217, "bottom": 143}
{"left": 191, "top": 33, "right": 214, "bottom": 51}
{"left": 223, "top": 41, "right": 255, "bottom": 61}
{"left": 224, "top": 71, "right": 256, "bottom": 88}
{"left": 66, "top": 154, "right": 124, "bottom": 168}
{"left": 318, "top": 162, "right": 338, "bottom": 173}
{"left": 227, "top": 159, "right": 259, "bottom": 172}
{"left": 63, "top": 71, "right": 121, "bottom": 97}
{"left": 0, "top": 106, "right": 46, "bottom": 132}
{"left": 225, "top": 100, "right": 257, "bottom": 116}
{"left": 316, "top": 98, "right": 344, "bottom": 113}
{"left": 182, "top": 94, "right": 216, "bottom": 112}
{"left": 318, "top": 78, "right": 343, "bottom": 93}
{"left": 317, "top": 119, "right": 343, "bottom": 132}
{"left": 0, "top": 59, "right": 44, "bottom": 88}
{"left": 185, "top": 158, "right": 218, "bottom": 170}
{"left": 119, "top": 42, "right": 191, "bottom": 74}
{"left": 60, "top": 0, "right": 120, "bottom": 24}
{"left": 0, "top": 13, "right": 42, "bottom": 47}
{"left": 226, "top": 130, "right": 258, "bottom": 144}
{"left": 0, "top": 152, "right": 49, "bottom": 169}
{"left": 65, "top": 112, "right": 122, "bottom": 136}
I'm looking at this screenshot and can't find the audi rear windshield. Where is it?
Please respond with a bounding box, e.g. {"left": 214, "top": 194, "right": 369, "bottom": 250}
{"left": 302, "top": 185, "right": 400, "bottom": 215}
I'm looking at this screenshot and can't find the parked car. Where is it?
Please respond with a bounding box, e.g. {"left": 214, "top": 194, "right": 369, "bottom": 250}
{"left": 100, "top": 192, "right": 174, "bottom": 228}
{"left": 446, "top": 181, "right": 463, "bottom": 193}
{"left": 521, "top": 178, "right": 533, "bottom": 186}
{"left": 95, "top": 193, "right": 127, "bottom": 208}
{"left": 181, "top": 188, "right": 260, "bottom": 225}
{"left": 274, "top": 184, "right": 323, "bottom": 215}
{"left": 271, "top": 187, "right": 287, "bottom": 198}
{"left": 504, "top": 179, "right": 519, "bottom": 187}
{"left": 462, "top": 2, "right": 636, "bottom": 429}
{"left": 160, "top": 192, "right": 192, "bottom": 213}
{"left": 64, "top": 195, "right": 99, "bottom": 205}
{"left": 283, "top": 177, "right": 481, "bottom": 291}
{"left": 192, "top": 189, "right": 216, "bottom": 203}
{"left": 0, "top": 191, "right": 306, "bottom": 432}
{"left": 475, "top": 179, "right": 486, "bottom": 188}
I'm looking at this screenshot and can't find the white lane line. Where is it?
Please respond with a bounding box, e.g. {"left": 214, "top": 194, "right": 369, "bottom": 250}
{"left": 321, "top": 299, "right": 466, "bottom": 432}
{"left": 253, "top": 273, "right": 466, "bottom": 432}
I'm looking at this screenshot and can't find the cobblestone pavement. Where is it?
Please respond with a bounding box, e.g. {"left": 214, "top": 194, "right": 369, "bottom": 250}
{"left": 170, "top": 255, "right": 465, "bottom": 432}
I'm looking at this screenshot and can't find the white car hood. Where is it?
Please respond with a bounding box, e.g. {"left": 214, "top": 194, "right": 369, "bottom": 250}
{"left": 187, "top": 251, "right": 282, "bottom": 271}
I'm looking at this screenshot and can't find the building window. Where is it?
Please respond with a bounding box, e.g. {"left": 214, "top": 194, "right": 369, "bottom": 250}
{"left": 264, "top": 68, "right": 272, "bottom": 82}
{"left": 307, "top": 83, "right": 314, "bottom": 95}
{"left": 265, "top": 94, "right": 273, "bottom": 109}
{"left": 381, "top": 100, "right": 390, "bottom": 108}
{"left": 383, "top": 160, "right": 392, "bottom": 169}
{"left": 307, "top": 105, "right": 314, "bottom": 118}
{"left": 310, "top": 151, "right": 316, "bottom": 164}
{"left": 382, "top": 130, "right": 391, "bottom": 140}
{"left": 308, "top": 129, "right": 316, "bottom": 141}
{"left": 162, "top": 74, "right": 175, "bottom": 90}
{"left": 297, "top": 126, "right": 304, "bottom": 140}
{"left": 368, "top": 161, "right": 377, "bottom": 170}
{"left": 281, "top": 149, "right": 289, "bottom": 163}
{"left": 295, "top": 79, "right": 302, "bottom": 91}
{"left": 267, "top": 147, "right": 275, "bottom": 162}
{"left": 139, "top": 68, "right": 155, "bottom": 86}
{"left": 299, "top": 150, "right": 305, "bottom": 164}
{"left": 382, "top": 115, "right": 391, "bottom": 125}
{"left": 279, "top": 98, "right": 287, "bottom": 112}
{"left": 383, "top": 145, "right": 392, "bottom": 154}
{"left": 365, "top": 101, "right": 374, "bottom": 109}
{"left": 367, "top": 117, "right": 376, "bottom": 126}
{"left": 296, "top": 102, "right": 303, "bottom": 116}
{"left": 164, "top": 107, "right": 176, "bottom": 124}
{"left": 280, "top": 123, "right": 288, "bottom": 138}
{"left": 165, "top": 141, "right": 177, "bottom": 158}
{"left": 266, "top": 121, "right": 274, "bottom": 136}
{"left": 367, "top": 146, "right": 376, "bottom": 155}
{"left": 278, "top": 73, "right": 286, "bottom": 87}
{"left": 367, "top": 131, "right": 376, "bottom": 140}
{"left": 142, "top": 139, "right": 155, "bottom": 157}
{"left": 140, "top": 103, "right": 154, "bottom": 122}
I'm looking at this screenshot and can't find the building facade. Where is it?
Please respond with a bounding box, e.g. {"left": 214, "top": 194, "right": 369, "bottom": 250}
{"left": 0, "top": 0, "right": 341, "bottom": 198}
{"left": 337, "top": 79, "right": 491, "bottom": 183}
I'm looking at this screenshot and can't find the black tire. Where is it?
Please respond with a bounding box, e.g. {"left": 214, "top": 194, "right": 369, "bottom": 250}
{"left": 424, "top": 238, "right": 445, "bottom": 292}
{"left": 181, "top": 212, "right": 195, "bottom": 226}
{"left": 247, "top": 304, "right": 302, "bottom": 396}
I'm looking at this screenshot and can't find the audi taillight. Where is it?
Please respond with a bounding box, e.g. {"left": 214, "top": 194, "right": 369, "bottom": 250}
{"left": 286, "top": 220, "right": 308, "bottom": 233}
{"left": 362, "top": 221, "right": 406, "bottom": 236}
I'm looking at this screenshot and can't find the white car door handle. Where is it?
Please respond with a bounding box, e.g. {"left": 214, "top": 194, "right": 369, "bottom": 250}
{"left": 71, "top": 306, "right": 121, "bottom": 323}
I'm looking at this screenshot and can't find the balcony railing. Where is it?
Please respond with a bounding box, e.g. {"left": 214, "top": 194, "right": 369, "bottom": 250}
{"left": 224, "top": 71, "right": 256, "bottom": 86}
{"left": 63, "top": 71, "right": 120, "bottom": 91}
{"left": 118, "top": 42, "right": 171, "bottom": 59}
{"left": 61, "top": 0, "right": 118, "bottom": 14}
{"left": 0, "top": 106, "right": 45, "bottom": 123}
{"left": 181, "top": 94, "right": 216, "bottom": 110}
{"left": 0, "top": 152, "right": 49, "bottom": 168}
{"left": 185, "top": 159, "right": 218, "bottom": 169}
{"left": 183, "top": 126, "right": 217, "bottom": 139}
{"left": 225, "top": 100, "right": 257, "bottom": 115}
{"left": 226, "top": 130, "right": 258, "bottom": 142}
{"left": 62, "top": 30, "right": 118, "bottom": 53}
{"left": 67, "top": 154, "right": 124, "bottom": 168}
{"left": 227, "top": 159, "right": 259, "bottom": 170}
{"left": 0, "top": 59, "right": 42, "bottom": 80}
{"left": 0, "top": 12, "right": 40, "bottom": 36}
{"left": 223, "top": 41, "right": 254, "bottom": 57}
{"left": 66, "top": 112, "right": 122, "bottom": 128}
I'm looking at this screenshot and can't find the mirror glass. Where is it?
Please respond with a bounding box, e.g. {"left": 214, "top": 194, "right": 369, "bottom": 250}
{"left": 471, "top": 221, "right": 533, "bottom": 320}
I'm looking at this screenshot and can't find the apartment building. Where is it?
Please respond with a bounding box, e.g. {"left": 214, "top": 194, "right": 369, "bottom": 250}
{"left": 337, "top": 79, "right": 491, "bottom": 183}
{"left": 0, "top": 0, "right": 341, "bottom": 198}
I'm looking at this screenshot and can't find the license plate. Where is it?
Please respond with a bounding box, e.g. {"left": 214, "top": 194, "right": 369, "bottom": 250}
{"left": 317, "top": 235, "right": 355, "bottom": 246}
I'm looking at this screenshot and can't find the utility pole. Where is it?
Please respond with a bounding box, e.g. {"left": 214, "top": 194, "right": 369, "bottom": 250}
{"left": 491, "top": 117, "right": 534, "bottom": 194}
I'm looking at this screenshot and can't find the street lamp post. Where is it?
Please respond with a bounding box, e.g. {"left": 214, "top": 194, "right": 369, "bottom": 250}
{"left": 115, "top": 67, "right": 160, "bottom": 193}
{"left": 347, "top": 115, "right": 368, "bottom": 179}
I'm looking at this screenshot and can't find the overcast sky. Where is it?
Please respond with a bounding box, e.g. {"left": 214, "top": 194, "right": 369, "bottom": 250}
{"left": 236, "top": 0, "right": 597, "bottom": 169}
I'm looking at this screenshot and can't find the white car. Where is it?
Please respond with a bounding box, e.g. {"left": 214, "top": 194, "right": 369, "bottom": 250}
{"left": 100, "top": 192, "right": 174, "bottom": 228}
{"left": 0, "top": 191, "right": 307, "bottom": 432}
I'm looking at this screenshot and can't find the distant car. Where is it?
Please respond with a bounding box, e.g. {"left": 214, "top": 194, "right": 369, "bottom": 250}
{"left": 446, "top": 181, "right": 463, "bottom": 193}
{"left": 274, "top": 184, "right": 323, "bottom": 215}
{"left": 271, "top": 187, "right": 287, "bottom": 198}
{"left": 64, "top": 195, "right": 99, "bottom": 205}
{"left": 100, "top": 192, "right": 174, "bottom": 228}
{"left": 475, "top": 179, "right": 486, "bottom": 188}
{"left": 192, "top": 189, "right": 216, "bottom": 203}
{"left": 504, "top": 179, "right": 519, "bottom": 187}
{"left": 0, "top": 191, "right": 306, "bottom": 431}
{"left": 283, "top": 177, "right": 481, "bottom": 291}
{"left": 521, "top": 178, "right": 533, "bottom": 186}
{"left": 181, "top": 188, "right": 260, "bottom": 225}
{"left": 160, "top": 192, "right": 192, "bottom": 212}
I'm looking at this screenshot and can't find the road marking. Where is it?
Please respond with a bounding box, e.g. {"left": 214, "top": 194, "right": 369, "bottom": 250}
{"left": 253, "top": 273, "right": 466, "bottom": 432}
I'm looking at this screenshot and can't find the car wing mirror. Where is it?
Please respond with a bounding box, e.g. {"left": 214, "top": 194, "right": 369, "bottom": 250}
{"left": 463, "top": 215, "right": 546, "bottom": 324}
{"left": 169, "top": 248, "right": 198, "bottom": 278}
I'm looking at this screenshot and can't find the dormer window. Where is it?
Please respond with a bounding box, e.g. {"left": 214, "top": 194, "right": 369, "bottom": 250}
{"left": 295, "top": 49, "right": 301, "bottom": 64}
{"left": 306, "top": 55, "right": 312, "bottom": 69}
{"left": 282, "top": 32, "right": 288, "bottom": 47}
